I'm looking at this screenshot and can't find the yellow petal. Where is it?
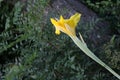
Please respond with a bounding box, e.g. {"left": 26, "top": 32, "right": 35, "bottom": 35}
{"left": 70, "top": 13, "right": 80, "bottom": 20}
{"left": 68, "top": 13, "right": 81, "bottom": 28}
{"left": 65, "top": 19, "right": 75, "bottom": 28}
{"left": 50, "top": 18, "right": 59, "bottom": 27}
{"left": 55, "top": 29, "right": 60, "bottom": 35}
{"left": 72, "top": 13, "right": 81, "bottom": 25}
{"left": 60, "top": 15, "right": 64, "bottom": 22}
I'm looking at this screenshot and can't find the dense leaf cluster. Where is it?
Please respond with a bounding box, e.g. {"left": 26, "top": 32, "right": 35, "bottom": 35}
{"left": 0, "top": 0, "right": 119, "bottom": 80}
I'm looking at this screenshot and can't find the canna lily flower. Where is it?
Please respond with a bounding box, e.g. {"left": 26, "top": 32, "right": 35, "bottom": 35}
{"left": 50, "top": 13, "right": 81, "bottom": 37}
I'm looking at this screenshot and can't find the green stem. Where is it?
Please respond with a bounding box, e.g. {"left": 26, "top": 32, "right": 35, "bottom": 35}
{"left": 70, "top": 36, "right": 120, "bottom": 79}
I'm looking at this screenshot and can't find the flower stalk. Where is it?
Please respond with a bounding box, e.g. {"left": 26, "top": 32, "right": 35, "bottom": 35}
{"left": 50, "top": 13, "right": 120, "bottom": 79}
{"left": 70, "top": 36, "right": 120, "bottom": 79}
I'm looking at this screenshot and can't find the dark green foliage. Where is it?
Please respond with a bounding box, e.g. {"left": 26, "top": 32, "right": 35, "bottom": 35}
{"left": 0, "top": 0, "right": 120, "bottom": 80}
{"left": 82, "top": 0, "right": 120, "bottom": 34}
{"left": 0, "top": 0, "right": 28, "bottom": 79}
{"left": 102, "top": 35, "right": 120, "bottom": 70}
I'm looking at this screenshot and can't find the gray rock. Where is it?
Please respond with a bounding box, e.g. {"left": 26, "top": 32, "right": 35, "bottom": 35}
{"left": 50, "top": 0, "right": 111, "bottom": 47}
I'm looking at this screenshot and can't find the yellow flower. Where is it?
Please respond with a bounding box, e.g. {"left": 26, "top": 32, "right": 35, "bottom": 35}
{"left": 50, "top": 13, "right": 81, "bottom": 37}
{"left": 50, "top": 13, "right": 120, "bottom": 80}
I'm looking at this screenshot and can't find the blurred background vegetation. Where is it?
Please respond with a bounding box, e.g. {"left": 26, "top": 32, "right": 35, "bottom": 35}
{"left": 0, "top": 0, "right": 120, "bottom": 80}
